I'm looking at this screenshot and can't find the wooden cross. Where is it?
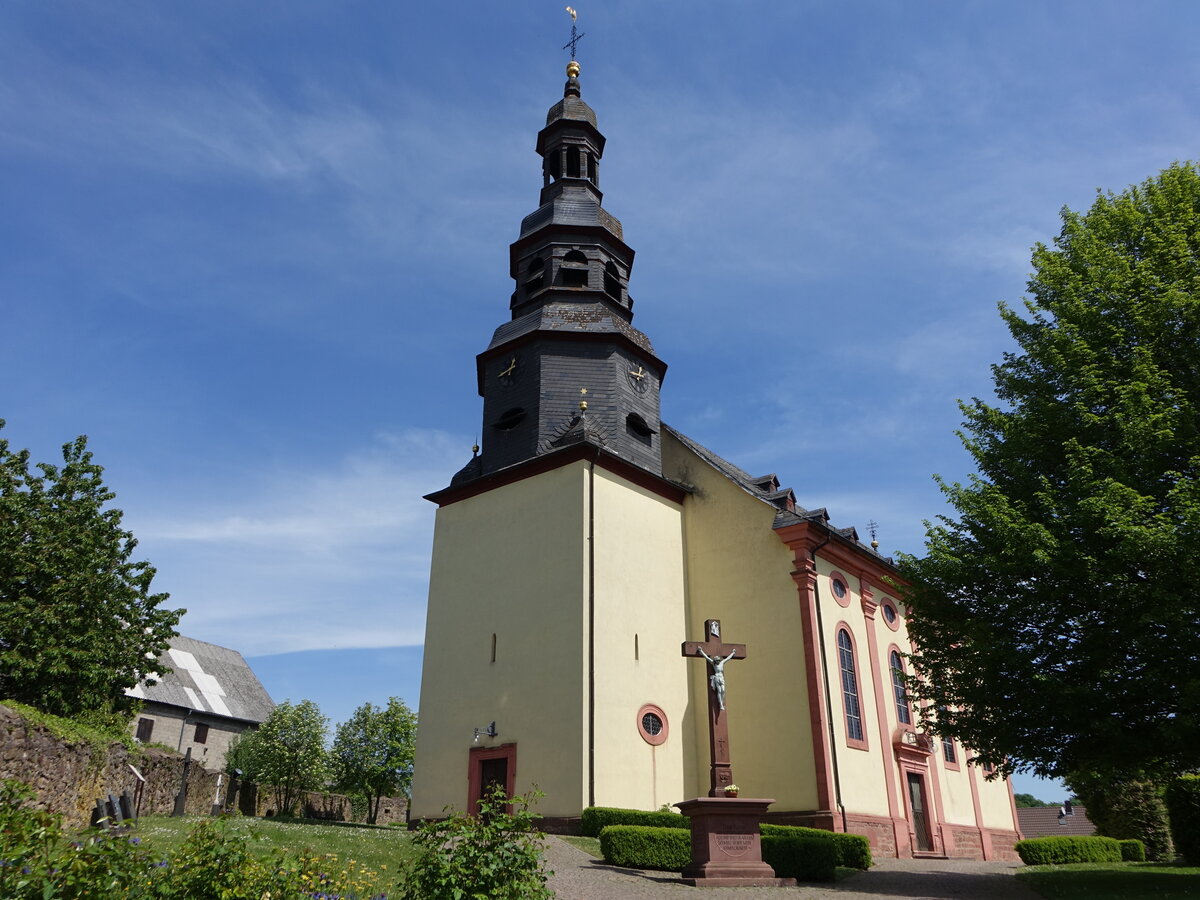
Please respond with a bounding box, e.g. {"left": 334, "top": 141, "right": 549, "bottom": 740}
{"left": 682, "top": 619, "right": 747, "bottom": 797}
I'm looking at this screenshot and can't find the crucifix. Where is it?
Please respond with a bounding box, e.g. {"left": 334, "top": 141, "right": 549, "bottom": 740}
{"left": 682, "top": 619, "right": 747, "bottom": 797}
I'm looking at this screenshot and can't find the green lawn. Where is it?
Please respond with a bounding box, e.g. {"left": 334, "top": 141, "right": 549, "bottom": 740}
{"left": 134, "top": 814, "right": 417, "bottom": 894}
{"left": 1016, "top": 861, "right": 1200, "bottom": 899}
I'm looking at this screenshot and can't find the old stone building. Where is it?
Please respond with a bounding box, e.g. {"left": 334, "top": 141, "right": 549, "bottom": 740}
{"left": 410, "top": 60, "right": 1021, "bottom": 860}
{"left": 126, "top": 635, "right": 274, "bottom": 771}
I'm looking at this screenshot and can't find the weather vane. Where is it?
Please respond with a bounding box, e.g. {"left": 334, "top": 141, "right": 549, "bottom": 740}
{"left": 563, "top": 6, "right": 585, "bottom": 60}
{"left": 866, "top": 519, "right": 880, "bottom": 550}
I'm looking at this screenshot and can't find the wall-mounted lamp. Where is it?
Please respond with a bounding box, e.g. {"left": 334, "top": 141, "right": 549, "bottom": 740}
{"left": 473, "top": 722, "right": 498, "bottom": 742}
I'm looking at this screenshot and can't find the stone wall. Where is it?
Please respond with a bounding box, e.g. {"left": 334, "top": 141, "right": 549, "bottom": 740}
{"left": 0, "top": 704, "right": 408, "bottom": 828}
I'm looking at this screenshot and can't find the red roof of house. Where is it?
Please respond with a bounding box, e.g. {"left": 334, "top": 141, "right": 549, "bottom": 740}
{"left": 1017, "top": 805, "right": 1096, "bottom": 839}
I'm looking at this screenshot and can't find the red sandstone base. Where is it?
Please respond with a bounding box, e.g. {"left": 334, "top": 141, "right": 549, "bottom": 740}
{"left": 677, "top": 797, "right": 796, "bottom": 887}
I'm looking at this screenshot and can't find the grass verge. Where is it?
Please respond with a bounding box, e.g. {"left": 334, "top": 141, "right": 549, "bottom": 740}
{"left": 134, "top": 814, "right": 417, "bottom": 883}
{"left": 1016, "top": 861, "right": 1200, "bottom": 899}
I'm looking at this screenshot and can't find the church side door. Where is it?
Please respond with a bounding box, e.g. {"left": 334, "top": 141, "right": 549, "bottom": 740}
{"left": 467, "top": 743, "right": 516, "bottom": 816}
{"left": 906, "top": 772, "right": 934, "bottom": 852}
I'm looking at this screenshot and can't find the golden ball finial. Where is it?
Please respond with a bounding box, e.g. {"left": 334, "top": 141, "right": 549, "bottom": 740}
{"left": 566, "top": 60, "right": 580, "bottom": 78}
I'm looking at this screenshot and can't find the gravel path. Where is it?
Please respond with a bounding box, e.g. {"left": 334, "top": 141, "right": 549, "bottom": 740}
{"left": 543, "top": 837, "right": 1042, "bottom": 900}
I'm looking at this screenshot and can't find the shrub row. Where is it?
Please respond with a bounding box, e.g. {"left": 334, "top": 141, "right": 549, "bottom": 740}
{"left": 581, "top": 806, "right": 687, "bottom": 837}
{"left": 1015, "top": 835, "right": 1122, "bottom": 865}
{"left": 1118, "top": 839, "right": 1146, "bottom": 862}
{"left": 598, "top": 825, "right": 690, "bottom": 870}
{"left": 761, "top": 823, "right": 871, "bottom": 870}
{"left": 760, "top": 833, "right": 837, "bottom": 882}
{"left": 1166, "top": 775, "right": 1200, "bottom": 866}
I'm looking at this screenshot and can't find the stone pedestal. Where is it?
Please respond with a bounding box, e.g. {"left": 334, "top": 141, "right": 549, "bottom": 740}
{"left": 677, "top": 797, "right": 796, "bottom": 887}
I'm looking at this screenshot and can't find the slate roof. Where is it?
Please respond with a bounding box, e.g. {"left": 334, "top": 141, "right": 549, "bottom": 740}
{"left": 126, "top": 635, "right": 275, "bottom": 725}
{"left": 1016, "top": 805, "right": 1096, "bottom": 838}
{"left": 662, "top": 423, "right": 895, "bottom": 567}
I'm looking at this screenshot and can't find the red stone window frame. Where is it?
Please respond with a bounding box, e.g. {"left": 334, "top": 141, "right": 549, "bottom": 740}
{"left": 835, "top": 624, "right": 869, "bottom": 751}
{"left": 829, "top": 570, "right": 852, "bottom": 608}
{"left": 889, "top": 647, "right": 912, "bottom": 726}
{"left": 467, "top": 743, "right": 517, "bottom": 816}
{"left": 880, "top": 598, "right": 901, "bottom": 631}
{"left": 636, "top": 703, "right": 669, "bottom": 746}
{"left": 938, "top": 708, "right": 960, "bottom": 770}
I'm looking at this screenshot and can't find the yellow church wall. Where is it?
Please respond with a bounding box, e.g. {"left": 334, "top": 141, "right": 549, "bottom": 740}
{"left": 816, "top": 561, "right": 891, "bottom": 818}
{"left": 936, "top": 750, "right": 978, "bottom": 824}
{"left": 662, "top": 432, "right": 819, "bottom": 811}
{"left": 979, "top": 776, "right": 1018, "bottom": 831}
{"left": 410, "top": 462, "right": 590, "bottom": 820}
{"left": 589, "top": 467, "right": 689, "bottom": 812}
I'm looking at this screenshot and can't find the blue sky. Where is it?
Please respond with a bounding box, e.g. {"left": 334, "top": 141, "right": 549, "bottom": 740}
{"left": 5, "top": 1, "right": 1196, "bottom": 803}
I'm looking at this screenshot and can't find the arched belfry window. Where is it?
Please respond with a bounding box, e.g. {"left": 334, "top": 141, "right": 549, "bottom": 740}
{"left": 525, "top": 257, "right": 545, "bottom": 292}
{"left": 560, "top": 250, "right": 589, "bottom": 287}
{"left": 837, "top": 628, "right": 866, "bottom": 746}
{"left": 566, "top": 146, "right": 581, "bottom": 178}
{"left": 604, "top": 261, "right": 621, "bottom": 300}
{"left": 890, "top": 650, "right": 911, "bottom": 725}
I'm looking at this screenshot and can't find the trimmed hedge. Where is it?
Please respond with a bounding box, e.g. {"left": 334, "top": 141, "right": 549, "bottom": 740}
{"left": 761, "top": 833, "right": 837, "bottom": 882}
{"left": 1015, "top": 835, "right": 1122, "bottom": 865}
{"left": 598, "top": 825, "right": 690, "bottom": 871}
{"left": 1118, "top": 839, "right": 1146, "bottom": 862}
{"left": 1166, "top": 775, "right": 1200, "bottom": 866}
{"left": 760, "top": 823, "right": 872, "bottom": 870}
{"left": 581, "top": 806, "right": 687, "bottom": 837}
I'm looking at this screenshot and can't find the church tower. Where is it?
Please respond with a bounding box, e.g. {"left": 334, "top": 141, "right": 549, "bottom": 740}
{"left": 452, "top": 59, "right": 666, "bottom": 486}
{"left": 411, "top": 61, "right": 692, "bottom": 823}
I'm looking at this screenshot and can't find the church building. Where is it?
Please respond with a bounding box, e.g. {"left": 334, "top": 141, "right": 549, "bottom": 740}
{"left": 410, "top": 59, "right": 1022, "bottom": 861}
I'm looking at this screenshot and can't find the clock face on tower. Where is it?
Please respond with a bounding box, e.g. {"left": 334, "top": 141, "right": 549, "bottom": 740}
{"left": 497, "top": 355, "right": 520, "bottom": 386}
{"left": 627, "top": 363, "right": 649, "bottom": 393}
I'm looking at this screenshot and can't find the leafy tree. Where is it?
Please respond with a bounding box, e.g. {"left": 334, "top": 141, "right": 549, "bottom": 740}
{"left": 331, "top": 696, "right": 417, "bottom": 824}
{"left": 0, "top": 422, "right": 182, "bottom": 719}
{"left": 227, "top": 699, "right": 329, "bottom": 816}
{"left": 1013, "top": 793, "right": 1055, "bottom": 808}
{"left": 899, "top": 162, "right": 1200, "bottom": 780}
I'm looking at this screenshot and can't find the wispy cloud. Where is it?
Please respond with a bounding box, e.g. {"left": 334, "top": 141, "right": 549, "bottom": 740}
{"left": 128, "top": 428, "right": 466, "bottom": 656}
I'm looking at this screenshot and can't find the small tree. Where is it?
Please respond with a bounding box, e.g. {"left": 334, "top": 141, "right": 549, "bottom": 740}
{"left": 1013, "top": 793, "right": 1055, "bottom": 808}
{"left": 0, "top": 422, "right": 183, "bottom": 719}
{"left": 228, "top": 699, "right": 328, "bottom": 816}
{"left": 899, "top": 162, "right": 1200, "bottom": 780}
{"left": 1068, "top": 769, "right": 1174, "bottom": 862}
{"left": 331, "top": 697, "right": 417, "bottom": 824}
{"left": 402, "top": 786, "right": 552, "bottom": 900}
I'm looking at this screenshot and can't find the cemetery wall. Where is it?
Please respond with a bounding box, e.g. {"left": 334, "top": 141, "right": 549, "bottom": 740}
{"left": 0, "top": 704, "right": 408, "bottom": 828}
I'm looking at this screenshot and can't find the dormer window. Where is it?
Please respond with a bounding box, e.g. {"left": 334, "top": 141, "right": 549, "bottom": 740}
{"left": 560, "top": 250, "right": 589, "bottom": 287}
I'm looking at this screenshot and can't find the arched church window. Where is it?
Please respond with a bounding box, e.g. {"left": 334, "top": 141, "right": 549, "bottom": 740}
{"left": 560, "top": 250, "right": 589, "bottom": 287}
{"left": 890, "top": 650, "right": 911, "bottom": 725}
{"left": 604, "top": 261, "right": 621, "bottom": 300}
{"left": 837, "top": 628, "right": 866, "bottom": 747}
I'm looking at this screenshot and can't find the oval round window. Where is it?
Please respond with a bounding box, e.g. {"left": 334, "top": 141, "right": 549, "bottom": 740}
{"left": 882, "top": 600, "right": 900, "bottom": 630}
{"left": 637, "top": 703, "right": 669, "bottom": 746}
{"left": 830, "top": 571, "right": 851, "bottom": 607}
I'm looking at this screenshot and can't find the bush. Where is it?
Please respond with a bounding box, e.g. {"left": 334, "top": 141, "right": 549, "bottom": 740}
{"left": 760, "top": 833, "right": 837, "bottom": 882}
{"left": 598, "top": 825, "right": 691, "bottom": 871}
{"left": 760, "top": 823, "right": 872, "bottom": 869}
{"left": 1068, "top": 770, "right": 1174, "bottom": 861}
{"left": 1166, "top": 775, "right": 1200, "bottom": 865}
{"left": 581, "top": 805, "right": 687, "bottom": 837}
{"left": 1015, "top": 835, "right": 1123, "bottom": 865}
{"left": 402, "top": 786, "right": 552, "bottom": 900}
{"left": 1118, "top": 839, "right": 1146, "bottom": 862}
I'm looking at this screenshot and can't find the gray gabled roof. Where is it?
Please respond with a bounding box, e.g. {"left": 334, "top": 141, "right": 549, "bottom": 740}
{"left": 126, "top": 635, "right": 275, "bottom": 725}
{"left": 662, "top": 423, "right": 894, "bottom": 566}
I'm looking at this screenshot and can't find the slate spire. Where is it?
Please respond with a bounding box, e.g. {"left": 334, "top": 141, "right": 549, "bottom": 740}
{"left": 447, "top": 63, "right": 668, "bottom": 489}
